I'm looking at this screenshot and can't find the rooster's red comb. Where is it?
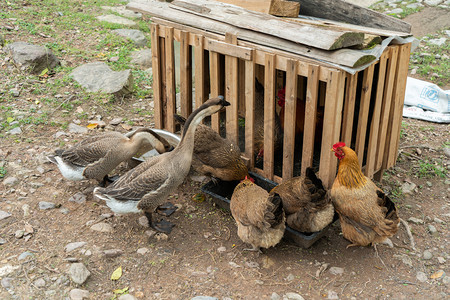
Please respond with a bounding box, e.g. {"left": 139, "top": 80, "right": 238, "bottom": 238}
{"left": 332, "top": 142, "right": 346, "bottom": 149}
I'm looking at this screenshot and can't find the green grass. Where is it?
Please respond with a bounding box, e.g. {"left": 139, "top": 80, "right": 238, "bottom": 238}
{"left": 370, "top": 0, "right": 423, "bottom": 19}
{"left": 416, "top": 159, "right": 447, "bottom": 178}
{"left": 0, "top": 166, "right": 6, "bottom": 178}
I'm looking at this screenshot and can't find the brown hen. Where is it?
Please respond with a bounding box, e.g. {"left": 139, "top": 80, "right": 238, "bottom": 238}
{"left": 330, "top": 142, "right": 399, "bottom": 248}
{"left": 174, "top": 114, "right": 248, "bottom": 181}
{"left": 270, "top": 167, "right": 334, "bottom": 233}
{"left": 230, "top": 177, "right": 286, "bottom": 252}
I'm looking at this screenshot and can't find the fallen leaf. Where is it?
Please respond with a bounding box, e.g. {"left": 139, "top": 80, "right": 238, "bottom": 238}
{"left": 87, "top": 123, "right": 98, "bottom": 129}
{"left": 113, "top": 287, "right": 128, "bottom": 294}
{"left": 39, "top": 68, "right": 48, "bottom": 77}
{"left": 192, "top": 193, "right": 205, "bottom": 203}
{"left": 111, "top": 266, "right": 122, "bottom": 281}
{"left": 430, "top": 270, "right": 444, "bottom": 279}
{"left": 7, "top": 117, "right": 14, "bottom": 123}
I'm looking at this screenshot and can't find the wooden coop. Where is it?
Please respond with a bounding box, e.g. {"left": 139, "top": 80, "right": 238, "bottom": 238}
{"left": 128, "top": 0, "right": 413, "bottom": 188}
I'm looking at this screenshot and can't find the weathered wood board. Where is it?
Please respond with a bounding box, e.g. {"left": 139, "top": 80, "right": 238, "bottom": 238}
{"left": 216, "top": 0, "right": 300, "bottom": 17}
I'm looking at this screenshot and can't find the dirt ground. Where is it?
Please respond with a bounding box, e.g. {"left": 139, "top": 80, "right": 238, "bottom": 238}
{"left": 1, "top": 4, "right": 449, "bottom": 300}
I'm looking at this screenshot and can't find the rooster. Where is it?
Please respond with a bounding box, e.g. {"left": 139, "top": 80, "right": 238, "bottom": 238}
{"left": 330, "top": 142, "right": 399, "bottom": 248}
{"left": 270, "top": 167, "right": 334, "bottom": 233}
{"left": 230, "top": 176, "right": 286, "bottom": 252}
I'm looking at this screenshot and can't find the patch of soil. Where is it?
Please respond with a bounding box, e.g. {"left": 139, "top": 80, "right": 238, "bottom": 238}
{"left": 404, "top": 7, "right": 450, "bottom": 37}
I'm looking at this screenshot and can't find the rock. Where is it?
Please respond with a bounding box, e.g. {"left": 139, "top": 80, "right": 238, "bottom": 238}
{"left": 33, "top": 278, "right": 46, "bottom": 288}
{"left": 437, "top": 257, "right": 446, "bottom": 264}
{"left": 217, "top": 246, "right": 226, "bottom": 253}
{"left": 428, "top": 224, "right": 438, "bottom": 236}
{"left": 285, "top": 273, "right": 295, "bottom": 281}
{"left": 191, "top": 297, "right": 218, "bottom": 300}
{"left": 390, "top": 8, "right": 403, "bottom": 13}
{"left": 138, "top": 216, "right": 150, "bottom": 227}
{"left": 426, "top": 181, "right": 433, "bottom": 187}
{"left": 271, "top": 293, "right": 281, "bottom": 300}
{"left": 416, "top": 271, "right": 427, "bottom": 282}
{"left": 1, "top": 277, "right": 13, "bottom": 289}
{"left": 109, "top": 118, "right": 123, "bottom": 125}
{"left": 69, "top": 192, "right": 87, "bottom": 204}
{"left": 443, "top": 276, "right": 450, "bottom": 285}
{"left": 101, "top": 5, "right": 142, "bottom": 19}
{"left": 424, "top": 0, "right": 444, "bottom": 6}
{"left": 229, "top": 262, "right": 241, "bottom": 268}
{"left": 3, "top": 177, "right": 18, "bottom": 186}
{"left": 428, "top": 37, "right": 447, "bottom": 46}
{"left": 434, "top": 217, "right": 445, "bottom": 224}
{"left": 7, "top": 127, "right": 22, "bottom": 135}
{"left": 69, "top": 288, "right": 90, "bottom": 300}
{"left": 22, "top": 204, "right": 31, "bottom": 217}
{"left": 245, "top": 261, "right": 259, "bottom": 268}
{"left": 10, "top": 88, "right": 20, "bottom": 97}
{"left": 90, "top": 222, "right": 113, "bottom": 233}
{"left": 54, "top": 131, "right": 67, "bottom": 138}
{"left": 18, "top": 251, "right": 34, "bottom": 261}
{"left": 103, "top": 249, "right": 123, "bottom": 258}
{"left": 423, "top": 250, "right": 433, "bottom": 260}
{"left": 118, "top": 295, "right": 138, "bottom": 300}
{"left": 408, "top": 217, "right": 424, "bottom": 225}
{"left": 401, "top": 182, "right": 416, "bottom": 194}
{"left": 113, "top": 29, "right": 147, "bottom": 47}
{"left": 0, "top": 265, "right": 20, "bottom": 277}
{"left": 68, "top": 123, "right": 88, "bottom": 134}
{"left": 284, "top": 293, "right": 305, "bottom": 300}
{"left": 0, "top": 238, "right": 6, "bottom": 245}
{"left": 39, "top": 201, "right": 56, "bottom": 210}
{"left": 131, "top": 49, "right": 152, "bottom": 68}
{"left": 15, "top": 229, "right": 25, "bottom": 239}
{"left": 68, "top": 263, "right": 91, "bottom": 285}
{"left": 329, "top": 267, "right": 344, "bottom": 275}
{"left": 71, "top": 62, "right": 133, "bottom": 96}
{"left": 96, "top": 14, "right": 136, "bottom": 26}
{"left": 5, "top": 42, "right": 60, "bottom": 74}
{"left": 407, "top": 3, "right": 423, "bottom": 8}
{"left": 155, "top": 233, "right": 168, "bottom": 241}
{"left": 394, "top": 254, "right": 413, "bottom": 268}
{"left": 65, "top": 242, "right": 87, "bottom": 252}
{"left": 145, "top": 230, "right": 156, "bottom": 238}
{"left": 0, "top": 210, "right": 12, "bottom": 220}
{"left": 137, "top": 247, "right": 149, "bottom": 255}
{"left": 444, "top": 147, "right": 450, "bottom": 158}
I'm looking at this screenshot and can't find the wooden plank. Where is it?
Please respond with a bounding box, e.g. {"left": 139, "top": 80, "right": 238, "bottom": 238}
{"left": 194, "top": 34, "right": 206, "bottom": 109}
{"left": 244, "top": 52, "right": 256, "bottom": 167}
{"left": 365, "top": 51, "right": 388, "bottom": 177}
{"left": 270, "top": 0, "right": 300, "bottom": 17}
{"left": 301, "top": 64, "right": 319, "bottom": 175}
{"left": 180, "top": 30, "right": 192, "bottom": 118}
{"left": 214, "top": 0, "right": 274, "bottom": 14}
{"left": 128, "top": 3, "right": 375, "bottom": 68}
{"left": 319, "top": 69, "right": 343, "bottom": 188}
{"left": 340, "top": 73, "right": 358, "bottom": 146}
{"left": 151, "top": 23, "right": 163, "bottom": 129}
{"left": 209, "top": 51, "right": 220, "bottom": 132}
{"left": 288, "top": 0, "right": 411, "bottom": 33}
{"left": 169, "top": 0, "right": 365, "bottom": 50}
{"left": 282, "top": 59, "right": 298, "bottom": 180}
{"left": 238, "top": 59, "right": 246, "bottom": 117}
{"left": 264, "top": 54, "right": 276, "bottom": 180}
{"left": 208, "top": 40, "right": 253, "bottom": 60}
{"left": 330, "top": 71, "right": 346, "bottom": 181}
{"left": 355, "top": 64, "right": 375, "bottom": 168}
{"left": 225, "top": 33, "right": 239, "bottom": 146}
{"left": 164, "top": 27, "right": 176, "bottom": 132}
{"left": 387, "top": 43, "right": 411, "bottom": 168}
{"left": 376, "top": 47, "right": 399, "bottom": 171}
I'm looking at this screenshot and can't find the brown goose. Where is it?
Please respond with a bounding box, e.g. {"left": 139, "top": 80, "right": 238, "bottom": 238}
{"left": 46, "top": 128, "right": 172, "bottom": 186}
{"left": 174, "top": 114, "right": 248, "bottom": 182}
{"left": 93, "top": 96, "right": 230, "bottom": 233}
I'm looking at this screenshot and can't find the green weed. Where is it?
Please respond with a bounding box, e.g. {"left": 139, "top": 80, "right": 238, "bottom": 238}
{"left": 416, "top": 159, "right": 447, "bottom": 178}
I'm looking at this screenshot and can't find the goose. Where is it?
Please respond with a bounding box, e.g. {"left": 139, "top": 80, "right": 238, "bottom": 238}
{"left": 47, "top": 128, "right": 173, "bottom": 186}
{"left": 93, "top": 96, "right": 230, "bottom": 233}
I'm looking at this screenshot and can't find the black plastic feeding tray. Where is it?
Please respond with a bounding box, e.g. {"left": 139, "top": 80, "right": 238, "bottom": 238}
{"left": 201, "top": 171, "right": 336, "bottom": 248}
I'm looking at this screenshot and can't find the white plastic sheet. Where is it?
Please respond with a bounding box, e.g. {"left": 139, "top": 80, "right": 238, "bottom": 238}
{"left": 402, "top": 77, "right": 450, "bottom": 123}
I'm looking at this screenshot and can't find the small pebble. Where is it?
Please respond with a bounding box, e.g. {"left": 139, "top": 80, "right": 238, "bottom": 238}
{"left": 18, "top": 251, "right": 34, "bottom": 261}
{"left": 137, "top": 247, "right": 149, "bottom": 255}
{"left": 33, "top": 278, "right": 46, "bottom": 288}
{"left": 423, "top": 250, "right": 433, "bottom": 260}
{"left": 417, "top": 271, "right": 428, "bottom": 282}
{"left": 428, "top": 225, "right": 438, "bottom": 236}
{"left": 217, "top": 246, "right": 226, "bottom": 253}
{"left": 39, "top": 201, "right": 56, "bottom": 210}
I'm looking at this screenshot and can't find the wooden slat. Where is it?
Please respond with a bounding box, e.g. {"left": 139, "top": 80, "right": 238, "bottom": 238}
{"left": 170, "top": 0, "right": 364, "bottom": 50}
{"left": 264, "top": 54, "right": 276, "bottom": 180}
{"left": 165, "top": 26, "right": 176, "bottom": 132}
{"left": 376, "top": 47, "right": 399, "bottom": 172}
{"left": 209, "top": 50, "right": 220, "bottom": 132}
{"left": 244, "top": 52, "right": 256, "bottom": 167}
{"left": 330, "top": 71, "right": 346, "bottom": 180}
{"left": 387, "top": 43, "right": 412, "bottom": 167}
{"left": 288, "top": 0, "right": 411, "bottom": 33}
{"left": 270, "top": 0, "right": 300, "bottom": 17}
{"left": 151, "top": 23, "right": 163, "bottom": 129}
{"left": 214, "top": 0, "right": 274, "bottom": 14}
{"left": 225, "top": 33, "right": 239, "bottom": 145}
{"left": 340, "top": 73, "right": 358, "bottom": 146}
{"left": 282, "top": 59, "right": 298, "bottom": 180}
{"left": 301, "top": 64, "right": 319, "bottom": 175}
{"left": 355, "top": 64, "right": 375, "bottom": 167}
{"left": 217, "top": 0, "right": 300, "bottom": 17}
{"left": 194, "top": 34, "right": 206, "bottom": 109}
{"left": 365, "top": 51, "right": 388, "bottom": 177}
{"left": 208, "top": 40, "right": 253, "bottom": 60}
{"left": 180, "top": 30, "right": 192, "bottom": 118}
{"left": 319, "top": 69, "right": 344, "bottom": 188}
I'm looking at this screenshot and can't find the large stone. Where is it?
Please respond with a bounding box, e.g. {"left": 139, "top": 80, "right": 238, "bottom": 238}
{"left": 5, "top": 42, "right": 60, "bottom": 74}
{"left": 68, "top": 123, "right": 88, "bottom": 134}
{"left": 96, "top": 14, "right": 136, "bottom": 26}
{"left": 3, "top": 177, "right": 18, "bottom": 186}
{"left": 113, "top": 29, "right": 147, "bottom": 47}
{"left": 68, "top": 263, "right": 91, "bottom": 285}
{"left": 131, "top": 49, "right": 152, "bottom": 68}
{"left": 39, "top": 201, "right": 56, "bottom": 210}
{"left": 69, "top": 288, "right": 90, "bottom": 300}
{"left": 101, "top": 6, "right": 142, "bottom": 19}
{"left": 90, "top": 222, "right": 113, "bottom": 233}
{"left": 71, "top": 62, "right": 133, "bottom": 96}
{"left": 401, "top": 182, "right": 416, "bottom": 194}
{"left": 428, "top": 37, "right": 447, "bottom": 46}
{"left": 65, "top": 242, "right": 87, "bottom": 252}
{"left": 424, "top": 0, "right": 444, "bottom": 6}
{"left": 0, "top": 210, "right": 12, "bottom": 221}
